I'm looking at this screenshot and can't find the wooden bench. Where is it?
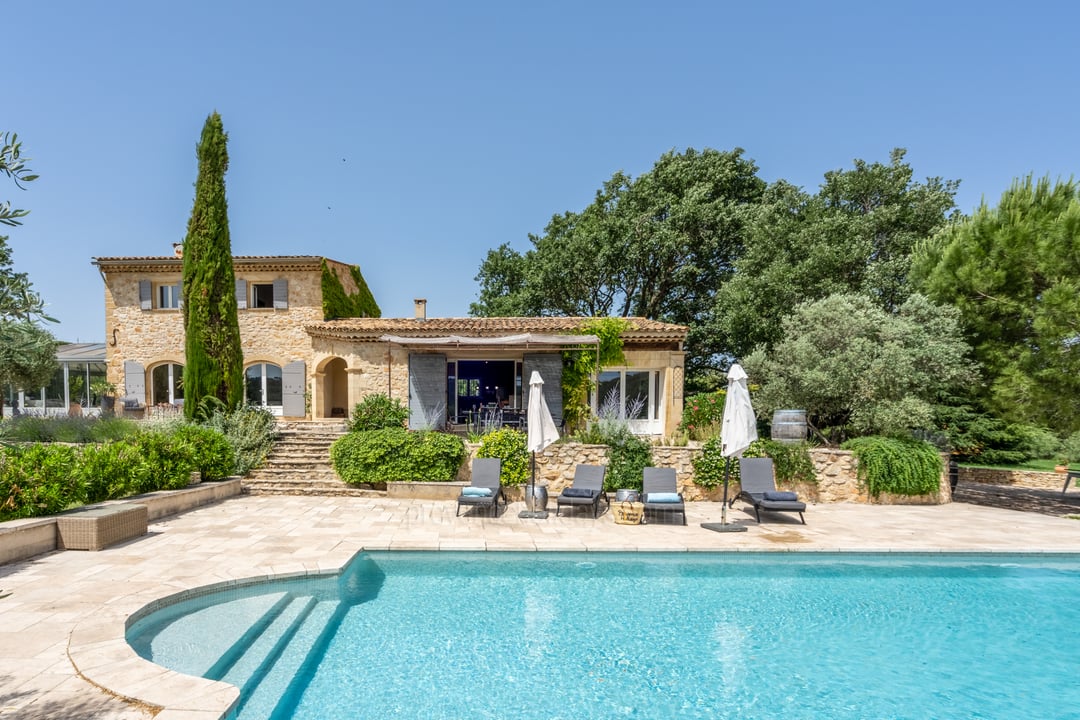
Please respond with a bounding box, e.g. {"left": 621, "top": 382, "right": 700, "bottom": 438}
{"left": 56, "top": 503, "right": 148, "bottom": 551}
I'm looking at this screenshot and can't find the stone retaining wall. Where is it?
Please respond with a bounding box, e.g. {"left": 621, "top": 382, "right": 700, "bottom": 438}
{"left": 957, "top": 466, "right": 1069, "bottom": 491}
{"left": 456, "top": 443, "right": 950, "bottom": 505}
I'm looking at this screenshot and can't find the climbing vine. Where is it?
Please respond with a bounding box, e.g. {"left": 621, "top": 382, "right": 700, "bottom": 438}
{"left": 321, "top": 260, "right": 381, "bottom": 320}
{"left": 561, "top": 317, "right": 631, "bottom": 433}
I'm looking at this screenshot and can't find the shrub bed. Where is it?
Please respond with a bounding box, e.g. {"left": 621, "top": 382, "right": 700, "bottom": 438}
{"left": 331, "top": 428, "right": 466, "bottom": 484}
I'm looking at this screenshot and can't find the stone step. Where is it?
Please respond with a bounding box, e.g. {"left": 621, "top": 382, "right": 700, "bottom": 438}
{"left": 242, "top": 482, "right": 383, "bottom": 498}
{"left": 247, "top": 469, "right": 339, "bottom": 480}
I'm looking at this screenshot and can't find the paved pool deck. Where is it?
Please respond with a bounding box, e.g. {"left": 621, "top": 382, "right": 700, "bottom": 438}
{"left": 2, "top": 494, "right": 1080, "bottom": 719}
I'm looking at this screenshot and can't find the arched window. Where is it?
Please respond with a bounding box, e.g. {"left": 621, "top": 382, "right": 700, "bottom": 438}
{"left": 246, "top": 363, "right": 283, "bottom": 409}
{"left": 151, "top": 363, "right": 184, "bottom": 406}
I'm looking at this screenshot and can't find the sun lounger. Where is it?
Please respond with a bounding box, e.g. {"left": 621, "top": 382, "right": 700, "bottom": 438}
{"left": 456, "top": 458, "right": 506, "bottom": 517}
{"left": 642, "top": 467, "right": 686, "bottom": 525}
{"left": 734, "top": 457, "right": 806, "bottom": 524}
{"left": 556, "top": 464, "right": 608, "bottom": 518}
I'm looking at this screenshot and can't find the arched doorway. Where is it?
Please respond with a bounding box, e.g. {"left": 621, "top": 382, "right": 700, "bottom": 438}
{"left": 319, "top": 357, "right": 348, "bottom": 419}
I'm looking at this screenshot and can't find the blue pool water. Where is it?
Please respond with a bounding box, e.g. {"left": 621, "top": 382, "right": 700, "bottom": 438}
{"left": 127, "top": 552, "right": 1080, "bottom": 719}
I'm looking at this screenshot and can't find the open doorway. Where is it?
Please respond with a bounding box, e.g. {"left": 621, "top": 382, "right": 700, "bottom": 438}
{"left": 448, "top": 360, "right": 521, "bottom": 423}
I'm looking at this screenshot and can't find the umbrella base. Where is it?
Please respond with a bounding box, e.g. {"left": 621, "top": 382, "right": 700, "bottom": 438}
{"left": 518, "top": 510, "right": 549, "bottom": 520}
{"left": 700, "top": 522, "right": 748, "bottom": 533}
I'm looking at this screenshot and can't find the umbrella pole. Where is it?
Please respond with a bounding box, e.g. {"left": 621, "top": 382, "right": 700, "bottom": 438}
{"left": 721, "top": 457, "right": 730, "bottom": 525}
{"left": 701, "top": 456, "right": 747, "bottom": 533}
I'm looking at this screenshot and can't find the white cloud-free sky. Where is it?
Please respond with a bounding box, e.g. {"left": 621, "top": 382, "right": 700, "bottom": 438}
{"left": 7, "top": 0, "right": 1079, "bottom": 342}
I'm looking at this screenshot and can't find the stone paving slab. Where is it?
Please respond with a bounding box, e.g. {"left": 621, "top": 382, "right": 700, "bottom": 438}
{"left": 2, "top": 494, "right": 1080, "bottom": 718}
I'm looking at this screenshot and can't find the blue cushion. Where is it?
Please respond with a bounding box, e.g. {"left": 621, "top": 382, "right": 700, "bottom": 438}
{"left": 562, "top": 487, "right": 596, "bottom": 499}
{"left": 763, "top": 490, "right": 798, "bottom": 501}
{"left": 645, "top": 492, "right": 681, "bottom": 503}
{"left": 462, "top": 487, "right": 492, "bottom": 497}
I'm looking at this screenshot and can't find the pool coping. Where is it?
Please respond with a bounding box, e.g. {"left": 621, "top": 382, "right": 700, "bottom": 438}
{"left": 70, "top": 544, "right": 1080, "bottom": 720}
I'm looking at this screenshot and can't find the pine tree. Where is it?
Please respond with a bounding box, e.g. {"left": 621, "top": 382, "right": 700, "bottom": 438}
{"left": 181, "top": 112, "right": 243, "bottom": 419}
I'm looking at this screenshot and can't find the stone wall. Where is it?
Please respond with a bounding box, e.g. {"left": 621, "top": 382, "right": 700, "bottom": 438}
{"left": 455, "top": 443, "right": 951, "bottom": 505}
{"left": 957, "top": 466, "right": 1069, "bottom": 491}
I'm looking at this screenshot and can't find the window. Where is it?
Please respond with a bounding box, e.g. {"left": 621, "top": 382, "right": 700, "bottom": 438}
{"left": 246, "top": 363, "right": 283, "bottom": 409}
{"left": 158, "top": 283, "right": 181, "bottom": 309}
{"left": 251, "top": 283, "right": 274, "bottom": 308}
{"left": 151, "top": 363, "right": 184, "bottom": 406}
{"left": 594, "top": 369, "right": 662, "bottom": 433}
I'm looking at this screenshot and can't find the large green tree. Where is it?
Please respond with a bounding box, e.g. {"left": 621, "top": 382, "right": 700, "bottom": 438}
{"left": 743, "top": 293, "right": 975, "bottom": 440}
{"left": 181, "top": 113, "right": 243, "bottom": 419}
{"left": 710, "top": 149, "right": 960, "bottom": 360}
{"left": 471, "top": 147, "right": 766, "bottom": 379}
{"left": 0, "top": 132, "right": 57, "bottom": 417}
{"left": 912, "top": 175, "right": 1080, "bottom": 434}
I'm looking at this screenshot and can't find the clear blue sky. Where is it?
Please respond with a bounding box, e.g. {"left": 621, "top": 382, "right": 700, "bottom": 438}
{"left": 7, "top": 0, "right": 1079, "bottom": 343}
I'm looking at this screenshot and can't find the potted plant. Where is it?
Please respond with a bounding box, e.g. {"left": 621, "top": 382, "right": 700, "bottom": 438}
{"left": 90, "top": 380, "right": 117, "bottom": 415}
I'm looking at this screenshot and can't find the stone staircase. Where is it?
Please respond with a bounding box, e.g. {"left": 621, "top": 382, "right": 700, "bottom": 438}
{"left": 243, "top": 421, "right": 383, "bottom": 497}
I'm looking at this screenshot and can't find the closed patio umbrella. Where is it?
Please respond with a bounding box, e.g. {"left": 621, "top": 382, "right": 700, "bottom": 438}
{"left": 521, "top": 371, "right": 558, "bottom": 518}
{"left": 703, "top": 363, "right": 756, "bottom": 533}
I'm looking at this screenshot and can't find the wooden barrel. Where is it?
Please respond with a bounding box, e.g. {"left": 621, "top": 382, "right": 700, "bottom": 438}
{"left": 771, "top": 409, "right": 807, "bottom": 445}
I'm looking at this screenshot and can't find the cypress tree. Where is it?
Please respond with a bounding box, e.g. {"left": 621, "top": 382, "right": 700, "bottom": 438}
{"left": 181, "top": 112, "right": 243, "bottom": 419}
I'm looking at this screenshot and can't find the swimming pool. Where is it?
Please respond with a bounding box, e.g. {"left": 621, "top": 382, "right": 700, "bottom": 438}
{"left": 127, "top": 552, "right": 1080, "bottom": 719}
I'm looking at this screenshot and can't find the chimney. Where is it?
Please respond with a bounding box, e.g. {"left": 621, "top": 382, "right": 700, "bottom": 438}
{"left": 414, "top": 298, "right": 427, "bottom": 321}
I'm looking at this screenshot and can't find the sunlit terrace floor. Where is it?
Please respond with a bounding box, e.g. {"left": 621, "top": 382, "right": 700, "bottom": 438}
{"left": 2, "top": 488, "right": 1080, "bottom": 719}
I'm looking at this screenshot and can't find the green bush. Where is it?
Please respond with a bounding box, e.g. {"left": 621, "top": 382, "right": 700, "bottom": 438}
{"left": 331, "top": 428, "right": 466, "bottom": 484}
{"left": 78, "top": 440, "right": 149, "bottom": 502}
{"left": 171, "top": 424, "right": 235, "bottom": 480}
{"left": 692, "top": 437, "right": 816, "bottom": 489}
{"left": 0, "top": 444, "right": 82, "bottom": 520}
{"left": 1063, "top": 431, "right": 1080, "bottom": 465}
{"left": 201, "top": 404, "right": 277, "bottom": 475}
{"left": 603, "top": 426, "right": 653, "bottom": 492}
{"left": 841, "top": 435, "right": 943, "bottom": 496}
{"left": 476, "top": 428, "right": 529, "bottom": 486}
{"left": 679, "top": 390, "right": 726, "bottom": 440}
{"left": 349, "top": 393, "right": 410, "bottom": 432}
{"left": 131, "top": 431, "right": 197, "bottom": 492}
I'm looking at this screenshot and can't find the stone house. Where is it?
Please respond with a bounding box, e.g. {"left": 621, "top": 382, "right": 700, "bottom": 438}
{"left": 93, "top": 255, "right": 689, "bottom": 436}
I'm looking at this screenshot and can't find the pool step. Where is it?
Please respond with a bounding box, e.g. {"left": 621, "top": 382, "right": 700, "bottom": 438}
{"left": 216, "top": 594, "right": 318, "bottom": 690}
{"left": 234, "top": 599, "right": 341, "bottom": 720}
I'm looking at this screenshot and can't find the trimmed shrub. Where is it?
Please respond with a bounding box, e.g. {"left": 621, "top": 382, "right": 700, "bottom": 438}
{"left": 841, "top": 435, "right": 942, "bottom": 496}
{"left": 131, "top": 431, "right": 197, "bottom": 492}
{"left": 603, "top": 427, "right": 653, "bottom": 492}
{"left": 331, "top": 428, "right": 466, "bottom": 484}
{"left": 476, "top": 428, "right": 529, "bottom": 486}
{"left": 0, "top": 415, "right": 139, "bottom": 443}
{"left": 78, "top": 440, "right": 149, "bottom": 502}
{"left": 0, "top": 444, "right": 82, "bottom": 520}
{"left": 171, "top": 424, "right": 235, "bottom": 480}
{"left": 349, "top": 393, "right": 410, "bottom": 432}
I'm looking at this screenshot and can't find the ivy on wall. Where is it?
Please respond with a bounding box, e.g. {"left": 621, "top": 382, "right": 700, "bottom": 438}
{"left": 321, "top": 260, "right": 381, "bottom": 320}
{"left": 561, "top": 317, "right": 631, "bottom": 432}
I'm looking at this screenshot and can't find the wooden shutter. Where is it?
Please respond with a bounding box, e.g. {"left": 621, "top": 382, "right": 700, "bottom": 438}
{"left": 282, "top": 361, "right": 306, "bottom": 417}
{"left": 235, "top": 279, "right": 248, "bottom": 309}
{"left": 123, "top": 361, "right": 146, "bottom": 404}
{"left": 138, "top": 280, "right": 152, "bottom": 310}
{"left": 408, "top": 354, "right": 447, "bottom": 430}
{"left": 273, "top": 278, "right": 289, "bottom": 309}
{"left": 523, "top": 354, "right": 563, "bottom": 427}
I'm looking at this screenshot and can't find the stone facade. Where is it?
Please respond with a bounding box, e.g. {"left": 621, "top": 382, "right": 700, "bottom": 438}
{"left": 96, "top": 256, "right": 330, "bottom": 417}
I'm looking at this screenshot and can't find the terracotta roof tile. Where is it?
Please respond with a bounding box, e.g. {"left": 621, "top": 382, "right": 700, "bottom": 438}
{"left": 305, "top": 316, "right": 687, "bottom": 340}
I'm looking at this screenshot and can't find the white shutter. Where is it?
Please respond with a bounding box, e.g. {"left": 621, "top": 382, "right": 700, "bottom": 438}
{"left": 408, "top": 354, "right": 447, "bottom": 430}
